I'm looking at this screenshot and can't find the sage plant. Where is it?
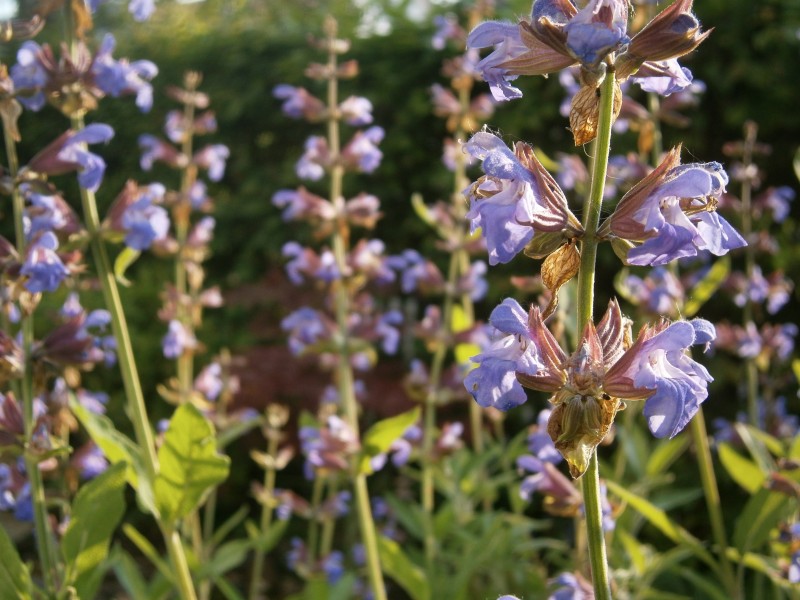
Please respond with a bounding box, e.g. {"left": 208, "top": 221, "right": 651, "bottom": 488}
{"left": 463, "top": 0, "right": 745, "bottom": 596}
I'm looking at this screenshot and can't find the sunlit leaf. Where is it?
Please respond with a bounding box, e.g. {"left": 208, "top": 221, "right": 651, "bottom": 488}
{"left": 683, "top": 256, "right": 729, "bottom": 317}
{"left": 359, "top": 407, "right": 420, "bottom": 474}
{"left": 718, "top": 443, "right": 764, "bottom": 493}
{"left": 0, "top": 518, "right": 33, "bottom": 599}
{"left": 154, "top": 404, "right": 231, "bottom": 524}
{"left": 377, "top": 535, "right": 430, "bottom": 600}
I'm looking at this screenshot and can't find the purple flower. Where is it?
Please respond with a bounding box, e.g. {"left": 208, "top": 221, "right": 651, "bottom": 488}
{"left": 342, "top": 126, "right": 384, "bottom": 173}
{"left": 121, "top": 189, "right": 170, "bottom": 251}
{"left": 194, "top": 144, "right": 229, "bottom": 181}
{"left": 273, "top": 84, "right": 325, "bottom": 121}
{"left": 604, "top": 147, "right": 746, "bottom": 266}
{"left": 563, "top": 0, "right": 630, "bottom": 65}
{"left": 10, "top": 41, "right": 47, "bottom": 110}
{"left": 757, "top": 186, "right": 794, "bottom": 222}
{"left": 296, "top": 136, "right": 328, "bottom": 180}
{"left": 375, "top": 310, "right": 403, "bottom": 355}
{"left": 466, "top": 21, "right": 528, "bottom": 101}
{"left": 194, "top": 362, "right": 223, "bottom": 401}
{"left": 621, "top": 266, "right": 684, "bottom": 316}
{"left": 631, "top": 59, "right": 693, "bottom": 96}
{"left": 21, "top": 232, "right": 70, "bottom": 293}
{"left": 605, "top": 319, "right": 714, "bottom": 438}
{"left": 92, "top": 34, "right": 158, "bottom": 112}
{"left": 463, "top": 131, "right": 576, "bottom": 265}
{"left": 28, "top": 125, "right": 115, "bottom": 192}
{"left": 464, "top": 298, "right": 545, "bottom": 410}
{"left": 339, "top": 96, "right": 373, "bottom": 126}
{"left": 528, "top": 408, "right": 562, "bottom": 464}
{"left": 24, "top": 188, "right": 82, "bottom": 239}
{"left": 280, "top": 307, "right": 329, "bottom": 355}
{"left": 129, "top": 0, "right": 156, "bottom": 21}
{"left": 162, "top": 320, "right": 197, "bottom": 359}
{"left": 432, "top": 14, "right": 464, "bottom": 50}
{"left": 72, "top": 442, "right": 109, "bottom": 479}
{"left": 138, "top": 134, "right": 187, "bottom": 170}
{"left": 548, "top": 571, "right": 594, "bottom": 600}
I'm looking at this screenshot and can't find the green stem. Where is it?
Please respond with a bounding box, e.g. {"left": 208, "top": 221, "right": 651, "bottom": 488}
{"left": 322, "top": 19, "right": 386, "bottom": 599}
{"left": 247, "top": 430, "right": 279, "bottom": 600}
{"left": 71, "top": 116, "right": 197, "bottom": 600}
{"left": 3, "top": 118, "right": 59, "bottom": 594}
{"left": 575, "top": 70, "right": 616, "bottom": 600}
{"left": 738, "top": 122, "right": 759, "bottom": 427}
{"left": 689, "top": 409, "right": 739, "bottom": 598}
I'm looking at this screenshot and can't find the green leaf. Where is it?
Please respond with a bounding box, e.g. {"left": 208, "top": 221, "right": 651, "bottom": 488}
{"left": 789, "top": 431, "right": 800, "bottom": 460}
{"left": 793, "top": 146, "right": 800, "bottom": 184}
{"left": 734, "top": 422, "right": 777, "bottom": 473}
{"left": 377, "top": 535, "right": 430, "bottom": 600}
{"left": 195, "top": 540, "right": 251, "bottom": 579}
{"left": 245, "top": 517, "right": 289, "bottom": 553}
{"left": 733, "top": 488, "right": 792, "bottom": 552}
{"left": 70, "top": 398, "right": 156, "bottom": 516}
{"left": 683, "top": 256, "right": 729, "bottom": 317}
{"left": 122, "top": 524, "right": 174, "bottom": 583}
{"left": 410, "top": 193, "right": 437, "bottom": 229}
{"left": 359, "top": 407, "right": 420, "bottom": 474}
{"left": 605, "top": 480, "right": 716, "bottom": 571}
{"left": 717, "top": 443, "right": 764, "bottom": 493}
{"left": 62, "top": 463, "right": 127, "bottom": 599}
{"left": 0, "top": 522, "right": 33, "bottom": 599}
{"left": 154, "top": 404, "right": 231, "bottom": 524}
{"left": 216, "top": 415, "right": 263, "bottom": 449}
{"left": 616, "top": 529, "right": 646, "bottom": 574}
{"left": 645, "top": 435, "right": 690, "bottom": 477}
{"left": 114, "top": 247, "right": 141, "bottom": 287}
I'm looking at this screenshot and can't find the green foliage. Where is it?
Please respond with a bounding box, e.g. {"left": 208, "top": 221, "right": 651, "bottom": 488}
{"left": 359, "top": 407, "right": 420, "bottom": 474}
{"left": 0, "top": 522, "right": 33, "bottom": 599}
{"left": 154, "top": 404, "right": 231, "bottom": 524}
{"left": 61, "top": 462, "right": 128, "bottom": 599}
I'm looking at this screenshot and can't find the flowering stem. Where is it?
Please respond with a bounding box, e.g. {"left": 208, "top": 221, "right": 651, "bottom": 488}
{"left": 689, "top": 408, "right": 739, "bottom": 598}
{"left": 737, "top": 122, "right": 759, "bottom": 427}
{"left": 575, "top": 70, "right": 616, "bottom": 600}
{"left": 3, "top": 119, "right": 59, "bottom": 594}
{"left": 323, "top": 17, "right": 386, "bottom": 600}
{"left": 71, "top": 115, "right": 198, "bottom": 600}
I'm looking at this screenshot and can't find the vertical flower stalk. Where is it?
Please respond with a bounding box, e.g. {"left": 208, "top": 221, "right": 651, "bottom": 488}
{"left": 321, "top": 16, "right": 388, "bottom": 600}
{"left": 1, "top": 78, "right": 59, "bottom": 594}
{"left": 574, "top": 70, "right": 615, "bottom": 600}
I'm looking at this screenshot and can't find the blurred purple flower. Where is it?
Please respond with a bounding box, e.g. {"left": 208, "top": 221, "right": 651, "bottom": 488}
{"left": 28, "top": 125, "right": 114, "bottom": 192}
{"left": 21, "top": 232, "right": 70, "bottom": 293}
{"left": 194, "top": 144, "right": 229, "bottom": 181}
{"left": 162, "top": 320, "right": 197, "bottom": 359}
{"left": 92, "top": 34, "right": 157, "bottom": 112}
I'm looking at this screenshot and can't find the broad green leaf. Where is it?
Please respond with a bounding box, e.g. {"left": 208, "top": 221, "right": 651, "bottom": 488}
{"left": 377, "top": 534, "right": 430, "bottom": 600}
{"left": 717, "top": 443, "right": 764, "bottom": 493}
{"left": 70, "top": 398, "right": 156, "bottom": 516}
{"left": 0, "top": 522, "right": 33, "bottom": 599}
{"left": 733, "top": 488, "right": 792, "bottom": 552}
{"left": 62, "top": 462, "right": 127, "bottom": 599}
{"left": 359, "top": 407, "right": 420, "bottom": 474}
{"left": 114, "top": 247, "right": 141, "bottom": 287}
{"left": 683, "top": 256, "right": 729, "bottom": 317}
{"left": 154, "top": 404, "right": 231, "bottom": 524}
{"left": 605, "top": 480, "right": 716, "bottom": 571}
